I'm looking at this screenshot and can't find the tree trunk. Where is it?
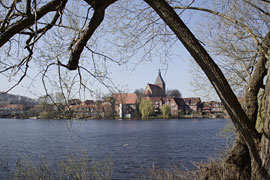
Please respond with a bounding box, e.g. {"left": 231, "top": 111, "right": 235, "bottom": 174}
{"left": 251, "top": 56, "right": 270, "bottom": 179}
{"left": 224, "top": 135, "right": 251, "bottom": 179}
{"left": 223, "top": 32, "right": 269, "bottom": 179}
{"left": 143, "top": 0, "right": 270, "bottom": 179}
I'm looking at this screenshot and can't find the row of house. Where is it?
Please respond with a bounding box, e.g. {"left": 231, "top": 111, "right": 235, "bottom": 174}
{"left": 33, "top": 71, "right": 225, "bottom": 119}
{"left": 0, "top": 71, "right": 225, "bottom": 119}
{"left": 114, "top": 70, "right": 225, "bottom": 118}
{"left": 114, "top": 93, "right": 224, "bottom": 118}
{"left": 0, "top": 96, "right": 224, "bottom": 119}
{"left": 32, "top": 99, "right": 113, "bottom": 119}
{"left": 0, "top": 101, "right": 25, "bottom": 117}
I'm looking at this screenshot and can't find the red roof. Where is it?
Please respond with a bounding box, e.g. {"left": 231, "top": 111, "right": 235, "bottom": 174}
{"left": 114, "top": 93, "right": 138, "bottom": 105}
{"left": 5, "top": 104, "right": 24, "bottom": 110}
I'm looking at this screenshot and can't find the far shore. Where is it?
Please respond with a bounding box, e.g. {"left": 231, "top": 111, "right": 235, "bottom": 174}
{"left": 0, "top": 115, "right": 228, "bottom": 120}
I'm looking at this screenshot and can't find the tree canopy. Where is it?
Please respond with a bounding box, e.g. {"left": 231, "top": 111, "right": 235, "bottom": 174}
{"left": 166, "top": 89, "right": 181, "bottom": 98}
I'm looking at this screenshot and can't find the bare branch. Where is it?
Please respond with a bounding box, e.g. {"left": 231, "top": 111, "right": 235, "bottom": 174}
{"left": 85, "top": 46, "right": 121, "bottom": 65}
{"left": 243, "top": 0, "right": 270, "bottom": 17}
{"left": 23, "top": 0, "right": 67, "bottom": 48}
{"left": 2, "top": 54, "right": 31, "bottom": 94}
{"left": 261, "top": 0, "right": 270, "bottom": 3}
{"left": 41, "top": 62, "right": 57, "bottom": 104}
{"left": 172, "top": 5, "right": 260, "bottom": 46}
{"left": 77, "top": 66, "right": 96, "bottom": 96}
{"left": 67, "top": 8, "right": 105, "bottom": 70}
{"left": 0, "top": 1, "right": 17, "bottom": 32}
{"left": 0, "top": 0, "right": 67, "bottom": 48}
{"left": 26, "top": 0, "right": 32, "bottom": 16}
{"left": 78, "top": 66, "right": 118, "bottom": 92}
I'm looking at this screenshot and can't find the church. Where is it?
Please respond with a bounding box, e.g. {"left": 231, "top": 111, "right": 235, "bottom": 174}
{"left": 144, "top": 70, "right": 166, "bottom": 97}
{"left": 143, "top": 70, "right": 189, "bottom": 117}
{"left": 114, "top": 70, "right": 202, "bottom": 118}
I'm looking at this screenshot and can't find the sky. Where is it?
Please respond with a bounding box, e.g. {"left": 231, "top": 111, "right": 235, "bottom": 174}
{"left": 0, "top": 45, "right": 196, "bottom": 100}
{"left": 108, "top": 42, "right": 195, "bottom": 98}
{"left": 0, "top": 41, "right": 197, "bottom": 100}
{"left": 0, "top": 0, "right": 213, "bottom": 101}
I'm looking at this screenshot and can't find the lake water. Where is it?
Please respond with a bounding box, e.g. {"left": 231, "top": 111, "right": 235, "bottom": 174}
{"left": 0, "top": 118, "right": 229, "bottom": 179}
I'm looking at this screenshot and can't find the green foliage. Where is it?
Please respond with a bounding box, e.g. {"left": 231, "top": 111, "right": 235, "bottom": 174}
{"left": 162, "top": 104, "right": 171, "bottom": 119}
{"left": 139, "top": 99, "right": 154, "bottom": 118}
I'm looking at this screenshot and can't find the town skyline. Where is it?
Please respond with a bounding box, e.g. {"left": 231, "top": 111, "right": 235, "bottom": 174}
{"left": 0, "top": 70, "right": 225, "bottom": 119}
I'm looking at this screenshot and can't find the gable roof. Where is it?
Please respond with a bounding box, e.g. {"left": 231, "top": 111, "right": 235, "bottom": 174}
{"left": 148, "top": 83, "right": 162, "bottom": 91}
{"left": 143, "top": 96, "right": 186, "bottom": 107}
{"left": 183, "top": 97, "right": 201, "bottom": 105}
{"left": 114, "top": 93, "right": 138, "bottom": 105}
{"left": 173, "top": 97, "right": 186, "bottom": 106}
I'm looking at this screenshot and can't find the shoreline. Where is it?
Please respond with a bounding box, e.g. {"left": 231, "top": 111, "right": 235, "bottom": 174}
{"left": 0, "top": 116, "right": 228, "bottom": 120}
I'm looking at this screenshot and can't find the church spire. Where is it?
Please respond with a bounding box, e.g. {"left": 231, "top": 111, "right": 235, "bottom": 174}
{"left": 154, "top": 69, "right": 166, "bottom": 96}
{"left": 155, "top": 69, "right": 165, "bottom": 85}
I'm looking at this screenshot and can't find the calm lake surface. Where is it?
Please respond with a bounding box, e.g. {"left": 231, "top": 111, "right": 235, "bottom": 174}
{"left": 0, "top": 118, "right": 229, "bottom": 179}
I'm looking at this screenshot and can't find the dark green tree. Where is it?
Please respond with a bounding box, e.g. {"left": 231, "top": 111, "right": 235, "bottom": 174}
{"left": 166, "top": 89, "right": 182, "bottom": 98}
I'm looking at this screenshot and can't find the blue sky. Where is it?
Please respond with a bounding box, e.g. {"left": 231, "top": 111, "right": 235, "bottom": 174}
{"left": 108, "top": 42, "right": 194, "bottom": 97}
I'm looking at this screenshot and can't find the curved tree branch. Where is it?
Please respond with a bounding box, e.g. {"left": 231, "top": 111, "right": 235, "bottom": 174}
{"left": 67, "top": 0, "right": 117, "bottom": 70}
{"left": 0, "top": 0, "right": 66, "bottom": 48}
{"left": 172, "top": 6, "right": 260, "bottom": 46}
{"left": 67, "top": 8, "right": 105, "bottom": 70}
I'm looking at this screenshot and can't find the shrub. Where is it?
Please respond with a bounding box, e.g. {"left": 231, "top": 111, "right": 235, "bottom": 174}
{"left": 139, "top": 99, "right": 154, "bottom": 118}
{"left": 162, "top": 104, "right": 171, "bottom": 119}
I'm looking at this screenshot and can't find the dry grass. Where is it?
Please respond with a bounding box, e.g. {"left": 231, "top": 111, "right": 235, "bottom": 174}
{"left": 5, "top": 148, "right": 244, "bottom": 180}
{"left": 13, "top": 152, "right": 113, "bottom": 180}
{"left": 148, "top": 158, "right": 244, "bottom": 180}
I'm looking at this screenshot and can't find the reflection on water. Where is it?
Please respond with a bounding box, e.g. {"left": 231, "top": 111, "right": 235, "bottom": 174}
{"left": 0, "top": 118, "right": 228, "bottom": 179}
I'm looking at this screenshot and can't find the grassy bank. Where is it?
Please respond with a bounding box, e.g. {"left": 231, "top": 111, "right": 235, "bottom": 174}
{"left": 1, "top": 152, "right": 113, "bottom": 180}
{"left": 1, "top": 153, "right": 241, "bottom": 180}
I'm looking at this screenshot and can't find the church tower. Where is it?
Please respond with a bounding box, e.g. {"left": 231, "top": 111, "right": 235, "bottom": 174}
{"left": 144, "top": 70, "right": 166, "bottom": 97}
{"left": 154, "top": 69, "right": 166, "bottom": 96}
